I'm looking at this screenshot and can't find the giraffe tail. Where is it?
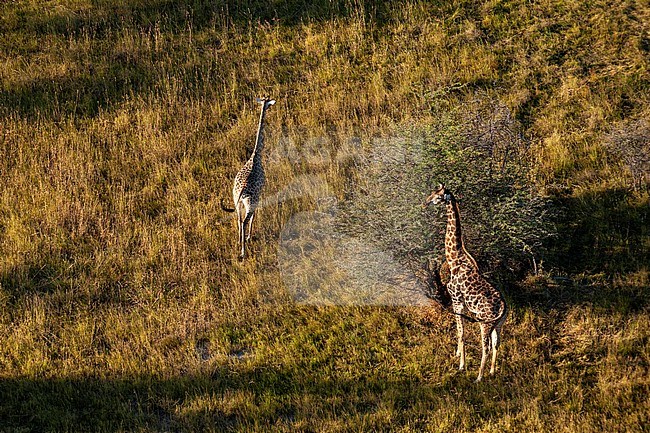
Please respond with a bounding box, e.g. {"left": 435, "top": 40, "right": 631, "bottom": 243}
{"left": 496, "top": 295, "right": 508, "bottom": 324}
{"left": 220, "top": 198, "right": 236, "bottom": 212}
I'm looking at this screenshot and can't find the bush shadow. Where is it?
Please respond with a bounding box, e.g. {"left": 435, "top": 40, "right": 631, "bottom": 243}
{"left": 553, "top": 187, "right": 649, "bottom": 275}
{"left": 509, "top": 186, "right": 649, "bottom": 314}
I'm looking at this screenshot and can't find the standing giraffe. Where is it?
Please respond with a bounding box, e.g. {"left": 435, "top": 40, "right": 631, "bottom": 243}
{"left": 423, "top": 184, "right": 507, "bottom": 382}
{"left": 221, "top": 96, "right": 276, "bottom": 259}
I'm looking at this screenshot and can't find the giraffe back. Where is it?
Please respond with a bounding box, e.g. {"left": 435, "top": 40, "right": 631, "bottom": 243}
{"left": 233, "top": 157, "right": 265, "bottom": 205}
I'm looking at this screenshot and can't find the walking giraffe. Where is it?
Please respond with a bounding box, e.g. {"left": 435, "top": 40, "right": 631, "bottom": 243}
{"left": 423, "top": 184, "right": 507, "bottom": 382}
{"left": 221, "top": 96, "right": 275, "bottom": 259}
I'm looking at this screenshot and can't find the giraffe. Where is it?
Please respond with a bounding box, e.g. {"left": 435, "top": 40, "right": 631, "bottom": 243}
{"left": 423, "top": 184, "right": 507, "bottom": 382}
{"left": 221, "top": 96, "right": 275, "bottom": 259}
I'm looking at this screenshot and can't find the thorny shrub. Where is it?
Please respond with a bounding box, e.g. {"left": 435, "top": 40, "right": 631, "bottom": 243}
{"left": 337, "top": 99, "right": 558, "bottom": 280}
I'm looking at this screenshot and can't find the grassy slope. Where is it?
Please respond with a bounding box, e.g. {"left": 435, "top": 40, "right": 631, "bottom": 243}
{"left": 0, "top": 0, "right": 648, "bottom": 431}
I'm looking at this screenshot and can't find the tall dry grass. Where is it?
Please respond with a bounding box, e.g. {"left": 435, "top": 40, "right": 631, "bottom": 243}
{"left": 0, "top": 0, "right": 648, "bottom": 431}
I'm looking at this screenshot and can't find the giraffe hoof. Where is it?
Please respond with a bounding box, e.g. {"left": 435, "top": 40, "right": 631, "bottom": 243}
{"left": 475, "top": 376, "right": 483, "bottom": 383}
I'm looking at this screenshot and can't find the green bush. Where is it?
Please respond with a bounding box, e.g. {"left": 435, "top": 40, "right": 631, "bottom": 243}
{"left": 338, "top": 99, "right": 557, "bottom": 278}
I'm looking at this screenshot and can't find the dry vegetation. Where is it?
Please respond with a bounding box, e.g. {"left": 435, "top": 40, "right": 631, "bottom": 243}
{"left": 0, "top": 0, "right": 648, "bottom": 431}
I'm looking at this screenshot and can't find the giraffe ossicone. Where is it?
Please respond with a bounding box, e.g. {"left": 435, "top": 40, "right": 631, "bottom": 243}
{"left": 256, "top": 97, "right": 276, "bottom": 106}
{"left": 423, "top": 184, "right": 508, "bottom": 382}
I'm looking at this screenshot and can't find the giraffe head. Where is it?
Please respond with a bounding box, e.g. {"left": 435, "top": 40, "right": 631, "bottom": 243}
{"left": 422, "top": 184, "right": 452, "bottom": 207}
{"left": 256, "top": 96, "right": 276, "bottom": 108}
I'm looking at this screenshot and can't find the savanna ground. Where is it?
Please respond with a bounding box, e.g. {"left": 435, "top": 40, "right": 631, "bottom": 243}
{"left": 0, "top": 1, "right": 648, "bottom": 431}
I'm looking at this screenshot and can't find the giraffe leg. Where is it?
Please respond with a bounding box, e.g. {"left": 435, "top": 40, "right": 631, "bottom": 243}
{"left": 236, "top": 205, "right": 244, "bottom": 256}
{"left": 490, "top": 327, "right": 499, "bottom": 375}
{"left": 240, "top": 211, "right": 253, "bottom": 258}
{"left": 239, "top": 220, "right": 246, "bottom": 259}
{"left": 246, "top": 210, "right": 255, "bottom": 241}
{"left": 453, "top": 306, "right": 465, "bottom": 371}
{"left": 477, "top": 322, "right": 491, "bottom": 382}
{"left": 490, "top": 313, "right": 506, "bottom": 375}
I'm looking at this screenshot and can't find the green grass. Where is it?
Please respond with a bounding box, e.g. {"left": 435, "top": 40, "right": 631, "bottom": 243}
{"left": 0, "top": 0, "right": 648, "bottom": 431}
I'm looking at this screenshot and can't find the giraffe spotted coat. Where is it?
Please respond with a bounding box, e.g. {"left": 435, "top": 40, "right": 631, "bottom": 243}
{"left": 424, "top": 184, "right": 507, "bottom": 382}
{"left": 221, "top": 97, "right": 275, "bottom": 258}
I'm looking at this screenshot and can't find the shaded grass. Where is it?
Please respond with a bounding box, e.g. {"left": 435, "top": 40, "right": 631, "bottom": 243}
{"left": 550, "top": 188, "right": 650, "bottom": 274}
{"left": 0, "top": 302, "right": 647, "bottom": 432}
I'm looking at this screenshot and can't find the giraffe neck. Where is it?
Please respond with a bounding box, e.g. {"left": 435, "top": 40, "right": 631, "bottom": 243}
{"left": 445, "top": 195, "right": 479, "bottom": 272}
{"left": 445, "top": 195, "right": 465, "bottom": 265}
{"left": 251, "top": 104, "right": 269, "bottom": 163}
